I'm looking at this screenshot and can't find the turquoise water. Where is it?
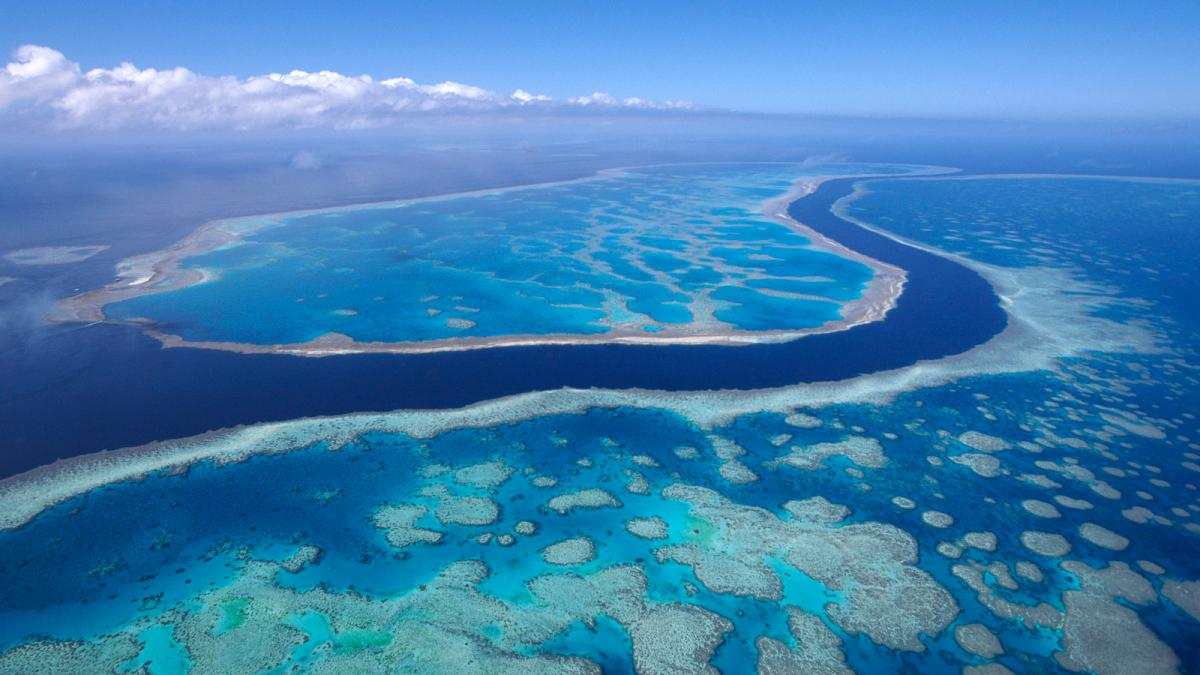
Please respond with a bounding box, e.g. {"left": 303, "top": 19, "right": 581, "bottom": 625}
{"left": 2, "top": 173, "right": 1200, "bottom": 673}
{"left": 106, "top": 163, "right": 916, "bottom": 345}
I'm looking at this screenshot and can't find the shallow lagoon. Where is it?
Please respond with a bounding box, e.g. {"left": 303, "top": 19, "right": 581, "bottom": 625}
{"left": 2, "top": 173, "right": 1200, "bottom": 672}
{"left": 104, "top": 163, "right": 920, "bottom": 348}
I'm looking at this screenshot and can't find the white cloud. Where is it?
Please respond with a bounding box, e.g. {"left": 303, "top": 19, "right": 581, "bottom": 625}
{"left": 511, "top": 88, "right": 551, "bottom": 103}
{"left": 568, "top": 91, "right": 695, "bottom": 111}
{"left": 1, "top": 44, "right": 81, "bottom": 107}
{"left": 0, "top": 45, "right": 698, "bottom": 131}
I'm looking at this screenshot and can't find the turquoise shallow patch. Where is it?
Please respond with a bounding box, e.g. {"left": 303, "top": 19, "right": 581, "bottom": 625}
{"left": 712, "top": 285, "right": 843, "bottom": 330}
{"left": 118, "top": 624, "right": 190, "bottom": 674}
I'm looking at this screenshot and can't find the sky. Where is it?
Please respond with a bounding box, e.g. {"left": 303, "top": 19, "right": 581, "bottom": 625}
{"left": 2, "top": 0, "right": 1198, "bottom": 132}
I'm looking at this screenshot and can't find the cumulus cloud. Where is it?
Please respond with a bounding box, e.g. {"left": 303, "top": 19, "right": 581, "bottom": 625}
{"left": 0, "top": 45, "right": 698, "bottom": 131}
{"left": 511, "top": 88, "right": 551, "bottom": 103}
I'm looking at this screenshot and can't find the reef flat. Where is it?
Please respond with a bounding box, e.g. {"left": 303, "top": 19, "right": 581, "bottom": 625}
{"left": 55, "top": 163, "right": 938, "bottom": 355}
{"left": 3, "top": 173, "right": 1200, "bottom": 673}
{"left": 3, "top": 244, "right": 108, "bottom": 265}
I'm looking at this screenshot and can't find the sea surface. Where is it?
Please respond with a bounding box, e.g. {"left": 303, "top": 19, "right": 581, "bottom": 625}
{"left": 1, "top": 138, "right": 1199, "bottom": 673}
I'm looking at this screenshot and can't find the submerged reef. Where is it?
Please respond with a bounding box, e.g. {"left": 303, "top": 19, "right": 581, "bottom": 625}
{"left": 2, "top": 244, "right": 108, "bottom": 265}
{"left": 2, "top": 173, "right": 1200, "bottom": 672}
{"left": 59, "top": 163, "right": 933, "bottom": 354}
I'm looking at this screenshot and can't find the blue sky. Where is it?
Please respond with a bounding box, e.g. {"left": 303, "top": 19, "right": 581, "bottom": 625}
{"left": 2, "top": 0, "right": 1198, "bottom": 121}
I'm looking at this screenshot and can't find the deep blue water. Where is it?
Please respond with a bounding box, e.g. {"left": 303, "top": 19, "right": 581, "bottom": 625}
{"left": 0, "top": 177, "right": 1005, "bottom": 477}
{"left": 845, "top": 176, "right": 1200, "bottom": 352}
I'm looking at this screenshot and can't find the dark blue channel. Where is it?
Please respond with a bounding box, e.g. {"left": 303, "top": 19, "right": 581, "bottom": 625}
{"left": 0, "top": 178, "right": 1006, "bottom": 478}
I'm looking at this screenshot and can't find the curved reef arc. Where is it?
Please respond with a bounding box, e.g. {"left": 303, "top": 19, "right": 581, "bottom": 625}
{"left": 3, "top": 173, "right": 1024, "bottom": 477}
{"left": 0, "top": 237, "right": 1154, "bottom": 532}
{"left": 53, "top": 163, "right": 952, "bottom": 355}
{"left": 16, "top": 174, "right": 1175, "bottom": 533}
